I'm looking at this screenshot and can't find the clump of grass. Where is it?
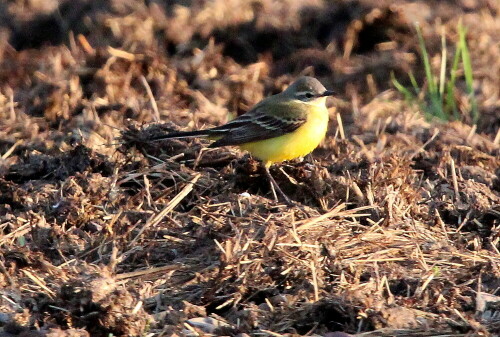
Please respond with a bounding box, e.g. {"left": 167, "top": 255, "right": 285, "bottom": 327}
{"left": 392, "top": 21, "right": 479, "bottom": 123}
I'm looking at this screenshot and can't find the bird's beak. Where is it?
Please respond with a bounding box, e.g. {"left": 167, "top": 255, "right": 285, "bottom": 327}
{"left": 321, "top": 90, "right": 336, "bottom": 97}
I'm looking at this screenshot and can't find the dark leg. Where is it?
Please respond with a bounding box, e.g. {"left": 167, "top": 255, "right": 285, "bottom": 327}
{"left": 264, "top": 165, "right": 293, "bottom": 205}
{"left": 305, "top": 153, "right": 315, "bottom": 164}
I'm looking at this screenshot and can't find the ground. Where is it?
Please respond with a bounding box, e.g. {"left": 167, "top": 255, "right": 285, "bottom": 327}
{"left": 0, "top": 0, "right": 499, "bottom": 336}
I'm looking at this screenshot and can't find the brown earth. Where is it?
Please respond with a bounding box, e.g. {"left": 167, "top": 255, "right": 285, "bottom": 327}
{"left": 0, "top": 0, "right": 499, "bottom": 336}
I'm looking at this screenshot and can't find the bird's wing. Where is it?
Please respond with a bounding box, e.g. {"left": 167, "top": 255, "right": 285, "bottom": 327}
{"left": 208, "top": 100, "right": 307, "bottom": 147}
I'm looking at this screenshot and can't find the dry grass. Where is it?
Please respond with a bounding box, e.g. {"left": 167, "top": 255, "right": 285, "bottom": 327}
{"left": 0, "top": 0, "right": 499, "bottom": 336}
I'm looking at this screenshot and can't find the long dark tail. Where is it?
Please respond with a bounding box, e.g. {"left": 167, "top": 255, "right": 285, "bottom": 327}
{"left": 150, "top": 129, "right": 214, "bottom": 141}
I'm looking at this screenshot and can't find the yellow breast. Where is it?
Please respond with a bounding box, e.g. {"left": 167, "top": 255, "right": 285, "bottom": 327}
{"left": 239, "top": 104, "right": 329, "bottom": 166}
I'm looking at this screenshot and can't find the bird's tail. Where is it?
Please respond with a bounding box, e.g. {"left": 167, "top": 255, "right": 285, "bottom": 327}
{"left": 150, "top": 129, "right": 211, "bottom": 141}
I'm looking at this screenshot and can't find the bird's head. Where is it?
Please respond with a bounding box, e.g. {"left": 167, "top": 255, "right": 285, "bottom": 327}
{"left": 283, "top": 76, "right": 335, "bottom": 104}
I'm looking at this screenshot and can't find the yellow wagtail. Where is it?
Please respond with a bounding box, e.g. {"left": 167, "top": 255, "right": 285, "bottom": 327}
{"left": 151, "top": 76, "right": 335, "bottom": 203}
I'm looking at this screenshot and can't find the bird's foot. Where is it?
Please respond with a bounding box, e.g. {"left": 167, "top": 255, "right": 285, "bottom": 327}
{"left": 265, "top": 166, "right": 294, "bottom": 205}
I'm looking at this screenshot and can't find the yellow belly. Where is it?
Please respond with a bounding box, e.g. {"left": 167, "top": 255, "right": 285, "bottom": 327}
{"left": 239, "top": 107, "right": 328, "bottom": 166}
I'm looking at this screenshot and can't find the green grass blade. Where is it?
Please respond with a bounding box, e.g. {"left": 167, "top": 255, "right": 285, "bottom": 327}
{"left": 394, "top": 22, "right": 477, "bottom": 123}
{"left": 415, "top": 24, "right": 447, "bottom": 119}
{"left": 447, "top": 39, "right": 462, "bottom": 120}
{"left": 449, "top": 39, "right": 462, "bottom": 84}
{"left": 391, "top": 72, "right": 416, "bottom": 102}
{"left": 409, "top": 71, "right": 420, "bottom": 94}
{"left": 446, "top": 81, "right": 458, "bottom": 120}
{"left": 458, "top": 21, "right": 478, "bottom": 123}
{"left": 415, "top": 24, "right": 437, "bottom": 97}
{"left": 439, "top": 28, "right": 447, "bottom": 101}
{"left": 430, "top": 95, "right": 446, "bottom": 120}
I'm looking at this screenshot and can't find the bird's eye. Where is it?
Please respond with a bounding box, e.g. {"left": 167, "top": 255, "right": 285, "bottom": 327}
{"left": 305, "top": 92, "right": 314, "bottom": 98}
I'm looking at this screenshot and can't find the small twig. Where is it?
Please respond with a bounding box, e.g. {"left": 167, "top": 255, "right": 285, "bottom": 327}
{"left": 409, "top": 129, "right": 439, "bottom": 160}
{"left": 128, "top": 174, "right": 201, "bottom": 247}
{"left": 77, "top": 34, "right": 95, "bottom": 54}
{"left": 435, "top": 209, "right": 450, "bottom": 240}
{"left": 0, "top": 260, "right": 14, "bottom": 286}
{"left": 456, "top": 210, "right": 472, "bottom": 232}
{"left": 107, "top": 46, "right": 137, "bottom": 61}
{"left": 0, "top": 223, "right": 30, "bottom": 246}
{"left": 131, "top": 300, "right": 143, "bottom": 314}
{"left": 296, "top": 203, "right": 346, "bottom": 231}
{"left": 450, "top": 157, "right": 460, "bottom": 203}
{"left": 22, "top": 269, "right": 56, "bottom": 298}
{"left": 336, "top": 113, "right": 346, "bottom": 140}
{"left": 141, "top": 75, "right": 160, "bottom": 122}
{"left": 259, "top": 329, "right": 285, "bottom": 337}
{"left": 310, "top": 260, "right": 319, "bottom": 302}
{"left": 8, "top": 88, "right": 15, "bottom": 120}
{"left": 296, "top": 204, "right": 372, "bottom": 231}
{"left": 414, "top": 272, "right": 435, "bottom": 297}
{"left": 466, "top": 124, "right": 476, "bottom": 144}
{"left": 48, "top": 305, "right": 71, "bottom": 313}
{"left": 1, "top": 140, "right": 22, "bottom": 160}
{"left": 2, "top": 295, "right": 22, "bottom": 310}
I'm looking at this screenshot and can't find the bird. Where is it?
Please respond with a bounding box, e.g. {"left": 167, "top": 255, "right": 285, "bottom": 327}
{"left": 151, "top": 76, "right": 335, "bottom": 204}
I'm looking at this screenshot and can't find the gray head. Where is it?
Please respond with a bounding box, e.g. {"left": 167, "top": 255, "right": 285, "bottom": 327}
{"left": 283, "top": 76, "right": 335, "bottom": 102}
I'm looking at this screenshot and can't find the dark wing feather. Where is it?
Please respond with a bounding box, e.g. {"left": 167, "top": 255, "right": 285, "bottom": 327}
{"left": 208, "top": 110, "right": 306, "bottom": 148}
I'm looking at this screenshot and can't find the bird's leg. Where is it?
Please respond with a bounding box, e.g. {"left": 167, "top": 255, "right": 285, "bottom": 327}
{"left": 264, "top": 165, "right": 293, "bottom": 205}
{"left": 266, "top": 167, "right": 279, "bottom": 202}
